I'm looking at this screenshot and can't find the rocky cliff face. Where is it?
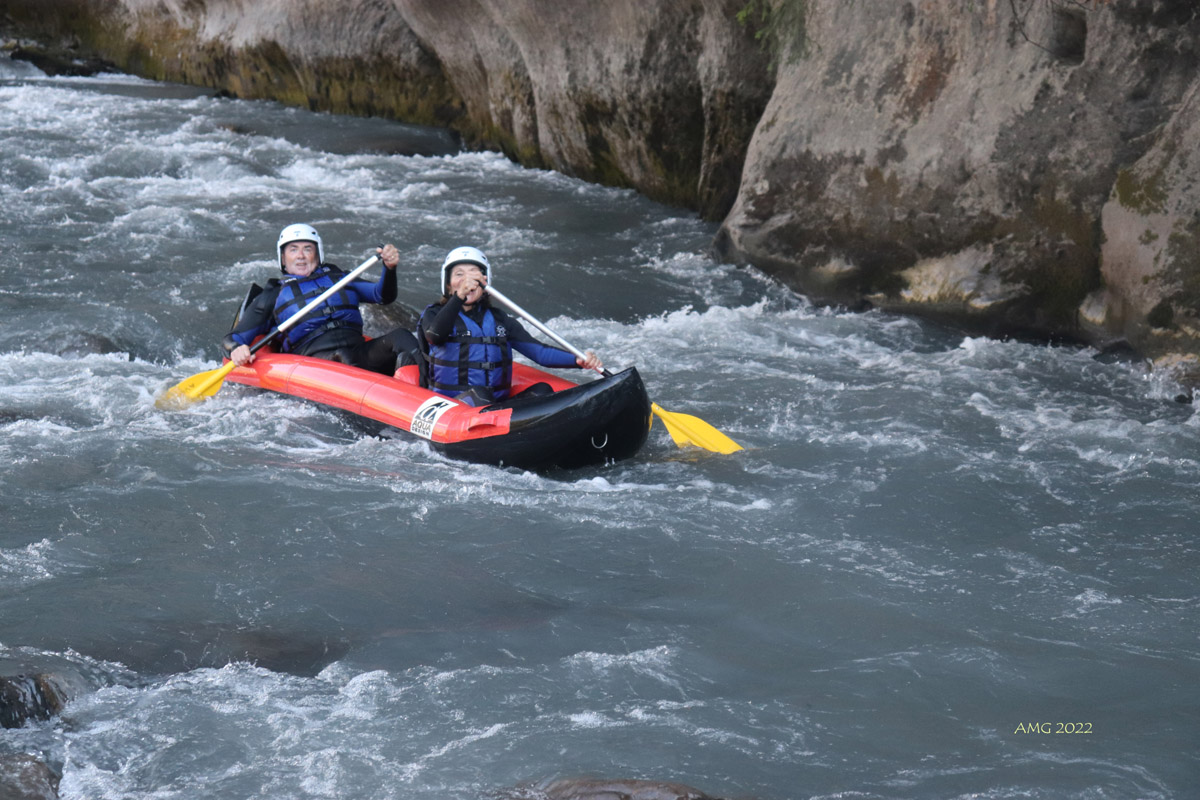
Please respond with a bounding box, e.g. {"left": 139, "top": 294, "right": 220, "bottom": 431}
{"left": 6, "top": 0, "right": 1200, "bottom": 377}
{"left": 717, "top": 0, "right": 1200, "bottom": 374}
{"left": 391, "top": 0, "right": 773, "bottom": 218}
{"left": 1094, "top": 74, "right": 1200, "bottom": 378}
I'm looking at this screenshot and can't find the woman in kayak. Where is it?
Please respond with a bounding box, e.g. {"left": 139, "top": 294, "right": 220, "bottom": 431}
{"left": 224, "top": 223, "right": 419, "bottom": 374}
{"left": 418, "top": 246, "right": 602, "bottom": 405}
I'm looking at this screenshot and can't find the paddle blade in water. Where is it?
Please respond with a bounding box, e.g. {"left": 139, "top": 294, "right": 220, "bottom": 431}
{"left": 650, "top": 403, "right": 743, "bottom": 454}
{"left": 155, "top": 362, "right": 236, "bottom": 410}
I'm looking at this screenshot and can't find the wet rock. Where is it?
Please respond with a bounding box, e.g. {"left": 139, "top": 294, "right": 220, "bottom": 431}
{"left": 85, "top": 624, "right": 353, "bottom": 678}
{"left": 217, "top": 626, "right": 353, "bottom": 677}
{"left": 373, "top": 300, "right": 421, "bottom": 333}
{"left": 0, "top": 755, "right": 60, "bottom": 800}
{"left": 0, "top": 674, "right": 69, "bottom": 729}
{"left": 1091, "top": 338, "right": 1140, "bottom": 365}
{"left": 8, "top": 45, "right": 115, "bottom": 77}
{"left": 40, "top": 330, "right": 127, "bottom": 358}
{"left": 1151, "top": 352, "right": 1200, "bottom": 404}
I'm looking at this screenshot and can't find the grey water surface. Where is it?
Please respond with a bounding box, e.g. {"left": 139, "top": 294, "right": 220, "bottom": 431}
{"left": 1, "top": 56, "right": 1197, "bottom": 799}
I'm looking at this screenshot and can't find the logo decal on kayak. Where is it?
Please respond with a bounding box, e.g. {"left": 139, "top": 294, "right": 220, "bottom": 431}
{"left": 411, "top": 397, "right": 457, "bottom": 439}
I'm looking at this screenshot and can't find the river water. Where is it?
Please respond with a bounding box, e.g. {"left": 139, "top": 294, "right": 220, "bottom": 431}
{"left": 1, "top": 56, "right": 1197, "bottom": 800}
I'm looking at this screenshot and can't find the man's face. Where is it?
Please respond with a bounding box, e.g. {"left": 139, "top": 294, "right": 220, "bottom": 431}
{"left": 282, "top": 241, "right": 319, "bottom": 277}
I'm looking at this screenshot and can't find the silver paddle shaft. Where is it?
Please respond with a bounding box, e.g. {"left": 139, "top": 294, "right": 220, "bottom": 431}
{"left": 485, "top": 285, "right": 607, "bottom": 375}
{"left": 275, "top": 255, "right": 380, "bottom": 335}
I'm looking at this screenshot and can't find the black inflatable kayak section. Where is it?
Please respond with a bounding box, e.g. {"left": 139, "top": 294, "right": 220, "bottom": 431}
{"left": 225, "top": 353, "right": 650, "bottom": 470}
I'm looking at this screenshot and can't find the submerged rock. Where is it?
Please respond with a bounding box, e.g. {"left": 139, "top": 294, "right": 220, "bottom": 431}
{"left": 503, "top": 778, "right": 727, "bottom": 800}
{"left": 0, "top": 674, "right": 69, "bottom": 729}
{"left": 8, "top": 44, "right": 116, "bottom": 77}
{"left": 0, "top": 755, "right": 60, "bottom": 800}
{"left": 70, "top": 624, "right": 354, "bottom": 678}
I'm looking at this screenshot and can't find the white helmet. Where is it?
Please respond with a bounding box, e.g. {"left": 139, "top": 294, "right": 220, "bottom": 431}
{"left": 440, "top": 246, "right": 491, "bottom": 295}
{"left": 277, "top": 223, "right": 324, "bottom": 271}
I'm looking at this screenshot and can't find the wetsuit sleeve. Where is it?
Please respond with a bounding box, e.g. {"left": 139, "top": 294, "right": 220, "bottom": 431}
{"left": 511, "top": 339, "right": 580, "bottom": 368}
{"left": 423, "top": 296, "right": 465, "bottom": 344}
{"left": 502, "top": 314, "right": 580, "bottom": 368}
{"left": 349, "top": 266, "right": 397, "bottom": 305}
{"left": 222, "top": 284, "right": 281, "bottom": 355}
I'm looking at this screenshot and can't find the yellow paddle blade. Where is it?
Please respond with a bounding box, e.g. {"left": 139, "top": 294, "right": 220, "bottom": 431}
{"left": 155, "top": 361, "right": 237, "bottom": 410}
{"left": 650, "top": 402, "right": 743, "bottom": 454}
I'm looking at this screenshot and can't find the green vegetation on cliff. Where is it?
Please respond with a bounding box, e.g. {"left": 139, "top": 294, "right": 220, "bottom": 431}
{"left": 736, "top": 0, "right": 808, "bottom": 69}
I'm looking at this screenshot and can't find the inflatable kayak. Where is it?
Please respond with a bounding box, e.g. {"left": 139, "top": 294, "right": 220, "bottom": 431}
{"left": 224, "top": 352, "right": 651, "bottom": 470}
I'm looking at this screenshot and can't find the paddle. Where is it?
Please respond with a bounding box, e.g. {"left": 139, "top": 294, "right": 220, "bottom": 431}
{"left": 156, "top": 254, "right": 382, "bottom": 410}
{"left": 484, "top": 285, "right": 743, "bottom": 454}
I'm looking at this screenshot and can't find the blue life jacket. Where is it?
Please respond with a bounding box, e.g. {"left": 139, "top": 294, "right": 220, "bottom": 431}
{"left": 422, "top": 305, "right": 512, "bottom": 401}
{"left": 274, "top": 266, "right": 363, "bottom": 353}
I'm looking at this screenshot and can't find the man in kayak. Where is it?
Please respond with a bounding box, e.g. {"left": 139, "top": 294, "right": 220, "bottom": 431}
{"left": 418, "top": 246, "right": 602, "bottom": 405}
{"left": 224, "top": 223, "right": 419, "bottom": 374}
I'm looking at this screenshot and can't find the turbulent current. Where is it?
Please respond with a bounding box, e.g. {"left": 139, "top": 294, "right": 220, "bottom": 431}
{"left": 1, "top": 57, "right": 1197, "bottom": 799}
